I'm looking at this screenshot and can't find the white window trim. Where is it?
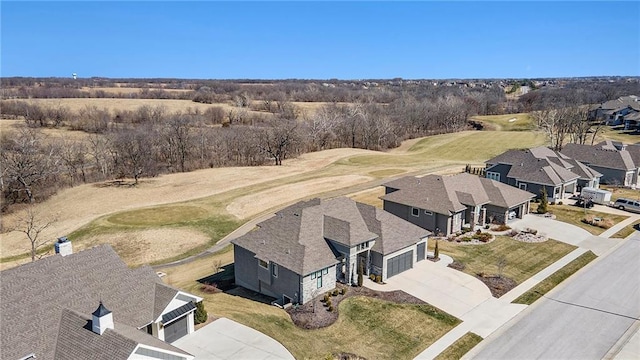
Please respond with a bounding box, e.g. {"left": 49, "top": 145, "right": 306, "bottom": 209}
{"left": 271, "top": 263, "right": 278, "bottom": 278}
{"left": 411, "top": 207, "right": 420, "bottom": 217}
{"left": 487, "top": 171, "right": 500, "bottom": 181}
{"left": 258, "top": 259, "right": 268, "bottom": 269}
{"left": 424, "top": 210, "right": 433, "bottom": 216}
{"left": 519, "top": 183, "right": 527, "bottom": 190}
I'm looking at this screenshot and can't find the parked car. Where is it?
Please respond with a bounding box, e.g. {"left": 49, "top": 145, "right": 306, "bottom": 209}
{"left": 613, "top": 198, "right": 640, "bottom": 213}
{"left": 575, "top": 198, "right": 594, "bottom": 209}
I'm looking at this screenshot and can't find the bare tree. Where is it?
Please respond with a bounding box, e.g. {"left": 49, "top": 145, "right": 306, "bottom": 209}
{"left": 8, "top": 205, "right": 57, "bottom": 261}
{"left": 111, "top": 126, "right": 158, "bottom": 184}
{"left": 259, "top": 119, "right": 299, "bottom": 165}
{"left": 0, "top": 128, "right": 60, "bottom": 203}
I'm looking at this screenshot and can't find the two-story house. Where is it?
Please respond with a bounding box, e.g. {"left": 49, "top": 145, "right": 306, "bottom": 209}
{"left": 231, "top": 197, "right": 430, "bottom": 305}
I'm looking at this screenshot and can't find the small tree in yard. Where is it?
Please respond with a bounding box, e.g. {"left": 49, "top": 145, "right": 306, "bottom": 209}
{"left": 9, "top": 205, "right": 57, "bottom": 261}
{"left": 194, "top": 301, "right": 207, "bottom": 324}
{"left": 538, "top": 187, "right": 548, "bottom": 214}
{"left": 357, "top": 260, "right": 364, "bottom": 287}
{"left": 434, "top": 239, "right": 440, "bottom": 260}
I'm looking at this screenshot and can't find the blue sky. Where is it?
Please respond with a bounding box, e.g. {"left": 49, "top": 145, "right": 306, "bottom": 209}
{"left": 1, "top": 1, "right": 639, "bottom": 79}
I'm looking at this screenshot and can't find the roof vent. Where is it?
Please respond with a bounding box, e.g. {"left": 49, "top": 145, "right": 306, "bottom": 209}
{"left": 91, "top": 301, "right": 113, "bottom": 335}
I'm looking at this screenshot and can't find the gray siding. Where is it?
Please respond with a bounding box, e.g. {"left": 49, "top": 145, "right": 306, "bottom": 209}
{"left": 233, "top": 245, "right": 261, "bottom": 292}
{"left": 233, "top": 244, "right": 304, "bottom": 304}
{"left": 486, "top": 163, "right": 512, "bottom": 184}
{"left": 590, "top": 165, "right": 634, "bottom": 186}
{"left": 383, "top": 200, "right": 451, "bottom": 235}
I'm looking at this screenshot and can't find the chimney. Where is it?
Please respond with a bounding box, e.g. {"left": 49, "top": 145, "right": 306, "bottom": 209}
{"left": 54, "top": 237, "right": 72, "bottom": 257}
{"left": 92, "top": 301, "right": 114, "bottom": 335}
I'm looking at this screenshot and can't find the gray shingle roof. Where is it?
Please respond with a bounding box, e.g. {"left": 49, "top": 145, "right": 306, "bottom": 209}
{"left": 0, "top": 245, "right": 182, "bottom": 360}
{"left": 231, "top": 197, "right": 429, "bottom": 276}
{"left": 599, "top": 95, "right": 640, "bottom": 111}
{"left": 381, "top": 173, "right": 534, "bottom": 214}
{"left": 54, "top": 309, "right": 190, "bottom": 360}
{"left": 486, "top": 146, "right": 590, "bottom": 185}
{"left": 561, "top": 143, "right": 636, "bottom": 171}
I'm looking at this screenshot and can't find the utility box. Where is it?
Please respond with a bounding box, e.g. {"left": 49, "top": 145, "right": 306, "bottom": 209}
{"left": 580, "top": 187, "right": 612, "bottom": 205}
{"left": 54, "top": 236, "right": 73, "bottom": 257}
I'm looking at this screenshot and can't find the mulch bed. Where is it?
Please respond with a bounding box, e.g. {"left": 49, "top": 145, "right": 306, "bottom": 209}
{"left": 475, "top": 274, "right": 518, "bottom": 297}
{"left": 286, "top": 283, "right": 425, "bottom": 329}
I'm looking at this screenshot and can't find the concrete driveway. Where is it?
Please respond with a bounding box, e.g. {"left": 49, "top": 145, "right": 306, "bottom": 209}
{"left": 367, "top": 256, "right": 493, "bottom": 318}
{"left": 173, "top": 317, "right": 294, "bottom": 360}
{"left": 509, "top": 214, "right": 592, "bottom": 246}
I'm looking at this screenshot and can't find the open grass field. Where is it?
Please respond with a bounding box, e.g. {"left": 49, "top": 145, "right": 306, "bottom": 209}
{"left": 531, "top": 203, "right": 629, "bottom": 235}
{"left": 3, "top": 98, "right": 236, "bottom": 114}
{"left": 434, "top": 332, "right": 483, "bottom": 360}
{"left": 470, "top": 113, "right": 535, "bottom": 131}
{"left": 429, "top": 236, "right": 576, "bottom": 284}
{"left": 338, "top": 131, "right": 547, "bottom": 168}
{"left": 513, "top": 251, "right": 597, "bottom": 305}
{"left": 1, "top": 126, "right": 548, "bottom": 268}
{"left": 600, "top": 185, "right": 640, "bottom": 201}
{"left": 596, "top": 127, "right": 640, "bottom": 144}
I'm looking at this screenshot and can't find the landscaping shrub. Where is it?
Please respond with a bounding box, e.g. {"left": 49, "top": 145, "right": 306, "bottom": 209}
{"left": 461, "top": 227, "right": 471, "bottom": 233}
{"left": 332, "top": 289, "right": 339, "bottom": 296}
{"left": 538, "top": 188, "right": 548, "bottom": 213}
{"left": 375, "top": 275, "right": 382, "bottom": 283}
{"left": 582, "top": 215, "right": 614, "bottom": 229}
{"left": 369, "top": 274, "right": 375, "bottom": 281}
{"left": 324, "top": 299, "right": 332, "bottom": 307}
{"left": 494, "top": 224, "right": 511, "bottom": 232}
{"left": 194, "top": 301, "right": 208, "bottom": 324}
{"left": 323, "top": 294, "right": 330, "bottom": 303}
{"left": 558, "top": 201, "right": 563, "bottom": 205}
{"left": 340, "top": 288, "right": 346, "bottom": 295}
{"left": 327, "top": 305, "right": 333, "bottom": 312}
{"left": 200, "top": 283, "right": 220, "bottom": 294}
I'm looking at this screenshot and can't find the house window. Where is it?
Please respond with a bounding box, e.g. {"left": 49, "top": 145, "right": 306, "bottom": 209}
{"left": 272, "top": 263, "right": 278, "bottom": 278}
{"left": 322, "top": 268, "right": 328, "bottom": 275}
{"left": 487, "top": 172, "right": 500, "bottom": 181}
{"left": 424, "top": 210, "right": 433, "bottom": 216}
{"left": 411, "top": 207, "right": 420, "bottom": 217}
{"left": 519, "top": 183, "right": 527, "bottom": 190}
{"left": 311, "top": 272, "right": 317, "bottom": 279}
{"left": 316, "top": 276, "right": 322, "bottom": 289}
{"left": 258, "top": 259, "right": 268, "bottom": 269}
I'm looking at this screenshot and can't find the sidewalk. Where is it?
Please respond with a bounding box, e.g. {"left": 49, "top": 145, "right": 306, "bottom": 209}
{"left": 414, "top": 247, "right": 589, "bottom": 359}
{"left": 414, "top": 210, "right": 638, "bottom": 360}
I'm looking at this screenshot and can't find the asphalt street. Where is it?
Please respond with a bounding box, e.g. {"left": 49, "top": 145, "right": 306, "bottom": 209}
{"left": 472, "top": 236, "right": 640, "bottom": 359}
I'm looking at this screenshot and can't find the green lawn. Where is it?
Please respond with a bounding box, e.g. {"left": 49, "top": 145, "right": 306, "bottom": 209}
{"left": 429, "top": 236, "right": 576, "bottom": 284}
{"left": 532, "top": 203, "right": 629, "bottom": 235}
{"left": 470, "top": 113, "right": 535, "bottom": 131}
{"left": 341, "top": 131, "right": 547, "bottom": 168}
{"left": 513, "top": 251, "right": 597, "bottom": 305}
{"left": 207, "top": 293, "right": 459, "bottom": 360}
{"left": 435, "top": 332, "right": 483, "bottom": 360}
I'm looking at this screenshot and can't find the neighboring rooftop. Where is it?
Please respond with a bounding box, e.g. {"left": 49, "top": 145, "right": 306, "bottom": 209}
{"left": 486, "top": 146, "right": 598, "bottom": 185}
{"left": 597, "top": 95, "right": 640, "bottom": 112}
{"left": 0, "top": 244, "right": 188, "bottom": 360}
{"left": 561, "top": 142, "right": 636, "bottom": 171}
{"left": 231, "top": 197, "right": 430, "bottom": 275}
{"left": 382, "top": 173, "right": 534, "bottom": 214}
